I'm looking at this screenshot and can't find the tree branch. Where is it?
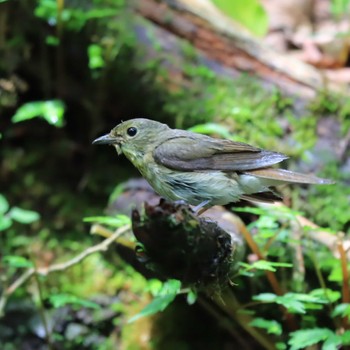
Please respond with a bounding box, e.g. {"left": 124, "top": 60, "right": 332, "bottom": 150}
{"left": 0, "top": 224, "right": 130, "bottom": 317}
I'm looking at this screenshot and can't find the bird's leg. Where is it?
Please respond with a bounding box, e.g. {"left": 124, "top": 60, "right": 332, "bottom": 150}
{"left": 197, "top": 207, "right": 209, "bottom": 216}
{"left": 191, "top": 200, "right": 210, "bottom": 215}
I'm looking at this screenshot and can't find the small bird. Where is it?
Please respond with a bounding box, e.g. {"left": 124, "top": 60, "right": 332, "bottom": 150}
{"left": 93, "top": 118, "right": 333, "bottom": 211}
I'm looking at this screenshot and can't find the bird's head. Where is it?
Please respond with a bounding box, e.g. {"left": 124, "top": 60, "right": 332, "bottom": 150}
{"left": 92, "top": 118, "right": 170, "bottom": 156}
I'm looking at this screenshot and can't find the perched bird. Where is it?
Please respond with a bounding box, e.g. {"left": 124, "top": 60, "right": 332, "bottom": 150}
{"left": 93, "top": 118, "right": 333, "bottom": 211}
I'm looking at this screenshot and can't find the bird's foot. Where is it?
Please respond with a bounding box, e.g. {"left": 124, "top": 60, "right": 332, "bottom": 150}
{"left": 191, "top": 200, "right": 210, "bottom": 215}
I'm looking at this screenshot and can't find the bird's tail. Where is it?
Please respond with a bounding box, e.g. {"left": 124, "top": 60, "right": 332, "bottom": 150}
{"left": 245, "top": 168, "right": 334, "bottom": 185}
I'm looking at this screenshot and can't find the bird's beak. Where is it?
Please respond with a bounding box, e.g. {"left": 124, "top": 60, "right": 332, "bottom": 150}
{"left": 92, "top": 134, "right": 119, "bottom": 145}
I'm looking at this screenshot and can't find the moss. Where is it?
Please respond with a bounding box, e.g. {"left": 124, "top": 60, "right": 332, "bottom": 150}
{"left": 309, "top": 90, "right": 350, "bottom": 136}
{"left": 302, "top": 162, "right": 350, "bottom": 232}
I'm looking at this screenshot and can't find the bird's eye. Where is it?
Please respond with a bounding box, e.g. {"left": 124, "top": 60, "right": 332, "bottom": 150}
{"left": 127, "top": 127, "right": 137, "bottom": 137}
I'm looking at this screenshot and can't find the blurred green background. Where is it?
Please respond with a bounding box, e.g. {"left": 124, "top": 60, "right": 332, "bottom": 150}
{"left": 1, "top": 0, "right": 350, "bottom": 349}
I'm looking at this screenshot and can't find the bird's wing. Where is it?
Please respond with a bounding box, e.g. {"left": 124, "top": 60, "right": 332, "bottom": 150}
{"left": 245, "top": 168, "right": 334, "bottom": 184}
{"left": 153, "top": 136, "right": 288, "bottom": 171}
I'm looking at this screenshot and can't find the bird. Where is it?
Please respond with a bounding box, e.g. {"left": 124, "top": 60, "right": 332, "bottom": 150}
{"left": 93, "top": 118, "right": 333, "bottom": 212}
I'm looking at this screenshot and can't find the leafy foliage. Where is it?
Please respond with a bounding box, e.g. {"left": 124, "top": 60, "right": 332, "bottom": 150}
{"left": 8, "top": 207, "right": 40, "bottom": 224}
{"left": 49, "top": 293, "right": 101, "bottom": 310}
{"left": 3, "top": 255, "right": 34, "bottom": 268}
{"left": 0, "top": 194, "right": 40, "bottom": 231}
{"left": 12, "top": 100, "right": 65, "bottom": 127}
{"left": 35, "top": 0, "right": 120, "bottom": 31}
{"left": 332, "top": 303, "right": 350, "bottom": 319}
{"left": 239, "top": 260, "right": 293, "bottom": 273}
{"left": 128, "top": 280, "right": 182, "bottom": 323}
{"left": 288, "top": 328, "right": 344, "bottom": 350}
{"left": 253, "top": 293, "right": 327, "bottom": 314}
{"left": 331, "top": 0, "right": 350, "bottom": 17}
{"left": 212, "top": 0, "right": 268, "bottom": 36}
{"left": 88, "top": 44, "right": 106, "bottom": 69}
{"left": 250, "top": 317, "right": 282, "bottom": 335}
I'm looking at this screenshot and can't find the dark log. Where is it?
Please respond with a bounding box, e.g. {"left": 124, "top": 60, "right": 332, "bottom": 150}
{"left": 109, "top": 179, "right": 245, "bottom": 287}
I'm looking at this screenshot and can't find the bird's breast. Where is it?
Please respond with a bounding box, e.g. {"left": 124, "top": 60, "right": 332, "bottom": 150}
{"left": 123, "top": 149, "right": 250, "bottom": 206}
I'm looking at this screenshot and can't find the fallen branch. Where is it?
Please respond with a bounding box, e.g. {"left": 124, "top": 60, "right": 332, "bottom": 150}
{"left": 134, "top": 0, "right": 341, "bottom": 97}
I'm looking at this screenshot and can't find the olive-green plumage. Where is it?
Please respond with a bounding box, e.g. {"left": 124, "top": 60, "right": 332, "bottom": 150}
{"left": 93, "top": 118, "right": 333, "bottom": 209}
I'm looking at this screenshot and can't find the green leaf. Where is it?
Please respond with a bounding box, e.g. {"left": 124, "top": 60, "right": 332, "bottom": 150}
{"left": 0, "top": 194, "right": 9, "bottom": 214}
{"left": 281, "top": 293, "right": 327, "bottom": 314}
{"left": 253, "top": 293, "right": 277, "bottom": 303}
{"left": 108, "top": 183, "right": 126, "bottom": 203}
{"left": 328, "top": 264, "right": 343, "bottom": 282}
{"left": 252, "top": 260, "right": 292, "bottom": 272}
{"left": 3, "top": 255, "right": 34, "bottom": 268}
{"left": 253, "top": 293, "right": 326, "bottom": 314}
{"left": 83, "top": 215, "right": 131, "bottom": 228}
{"left": 275, "top": 342, "right": 287, "bottom": 350}
{"left": 249, "top": 260, "right": 276, "bottom": 272}
{"left": 332, "top": 303, "right": 350, "bottom": 318}
{"left": 128, "top": 279, "right": 181, "bottom": 323}
{"left": 8, "top": 207, "right": 40, "bottom": 224}
{"left": 254, "top": 215, "right": 279, "bottom": 229}
{"left": 240, "top": 260, "right": 292, "bottom": 273}
{"left": 128, "top": 293, "right": 177, "bottom": 323}
{"left": 46, "top": 35, "right": 60, "bottom": 46}
{"left": 341, "top": 330, "right": 350, "bottom": 345}
{"left": 279, "top": 299, "right": 305, "bottom": 314}
{"left": 212, "top": 0, "right": 268, "bottom": 37}
{"left": 88, "top": 44, "right": 105, "bottom": 69}
{"left": 12, "top": 100, "right": 65, "bottom": 127}
{"left": 0, "top": 216, "right": 12, "bottom": 231}
{"left": 147, "top": 279, "right": 163, "bottom": 296}
{"left": 188, "top": 123, "right": 231, "bottom": 139}
{"left": 160, "top": 279, "right": 181, "bottom": 295}
{"left": 186, "top": 290, "right": 197, "bottom": 305}
{"left": 35, "top": 0, "right": 57, "bottom": 23}
{"left": 49, "top": 293, "right": 101, "bottom": 309}
{"left": 331, "top": 0, "right": 350, "bottom": 17}
{"left": 147, "top": 279, "right": 181, "bottom": 297}
{"left": 323, "top": 333, "right": 342, "bottom": 350}
{"left": 310, "top": 288, "right": 341, "bottom": 303}
{"left": 250, "top": 317, "right": 282, "bottom": 335}
{"left": 288, "top": 328, "right": 334, "bottom": 350}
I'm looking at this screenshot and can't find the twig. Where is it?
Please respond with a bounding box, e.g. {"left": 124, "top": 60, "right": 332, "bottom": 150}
{"left": 239, "top": 224, "right": 283, "bottom": 296}
{"left": 337, "top": 239, "right": 350, "bottom": 330}
{"left": 0, "top": 224, "right": 130, "bottom": 316}
{"left": 91, "top": 224, "right": 135, "bottom": 249}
